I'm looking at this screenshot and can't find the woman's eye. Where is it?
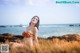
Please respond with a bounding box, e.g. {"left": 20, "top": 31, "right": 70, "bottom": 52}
{"left": 36, "top": 19, "right": 38, "bottom": 20}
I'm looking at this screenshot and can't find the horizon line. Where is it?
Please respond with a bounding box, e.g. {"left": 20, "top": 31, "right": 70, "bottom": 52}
{"left": 0, "top": 23, "right": 80, "bottom": 25}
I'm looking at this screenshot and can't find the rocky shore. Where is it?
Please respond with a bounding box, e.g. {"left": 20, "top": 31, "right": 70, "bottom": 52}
{"left": 0, "top": 33, "right": 80, "bottom": 53}
{"left": 0, "top": 33, "right": 24, "bottom": 42}
{"left": 0, "top": 33, "right": 80, "bottom": 42}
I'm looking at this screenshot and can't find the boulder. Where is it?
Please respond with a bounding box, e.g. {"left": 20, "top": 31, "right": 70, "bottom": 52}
{"left": 0, "top": 33, "right": 23, "bottom": 42}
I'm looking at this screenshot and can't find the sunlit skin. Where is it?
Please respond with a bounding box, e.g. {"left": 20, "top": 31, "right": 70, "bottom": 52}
{"left": 11, "top": 16, "right": 40, "bottom": 51}
{"left": 23, "top": 16, "right": 39, "bottom": 49}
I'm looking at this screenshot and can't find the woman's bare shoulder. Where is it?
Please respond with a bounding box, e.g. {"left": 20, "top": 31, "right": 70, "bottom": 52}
{"left": 34, "top": 27, "right": 38, "bottom": 32}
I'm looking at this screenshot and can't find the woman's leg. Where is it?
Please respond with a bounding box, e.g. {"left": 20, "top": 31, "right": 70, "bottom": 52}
{"left": 23, "top": 37, "right": 34, "bottom": 49}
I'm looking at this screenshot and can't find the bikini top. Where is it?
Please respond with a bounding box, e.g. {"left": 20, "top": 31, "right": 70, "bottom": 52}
{"left": 22, "top": 31, "right": 34, "bottom": 38}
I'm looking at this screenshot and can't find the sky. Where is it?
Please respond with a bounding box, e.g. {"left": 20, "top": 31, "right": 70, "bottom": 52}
{"left": 0, "top": 0, "right": 80, "bottom": 25}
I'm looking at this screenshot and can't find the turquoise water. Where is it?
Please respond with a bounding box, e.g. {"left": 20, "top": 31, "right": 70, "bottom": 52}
{"left": 0, "top": 24, "right": 80, "bottom": 37}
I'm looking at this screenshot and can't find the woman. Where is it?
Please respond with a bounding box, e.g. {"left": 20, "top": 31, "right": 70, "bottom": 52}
{"left": 22, "top": 15, "right": 40, "bottom": 50}
{"left": 11, "top": 16, "right": 40, "bottom": 51}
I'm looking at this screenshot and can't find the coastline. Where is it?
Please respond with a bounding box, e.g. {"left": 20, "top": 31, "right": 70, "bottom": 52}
{"left": 0, "top": 33, "right": 80, "bottom": 53}
{"left": 0, "top": 24, "right": 80, "bottom": 37}
{"left": 0, "top": 33, "right": 80, "bottom": 42}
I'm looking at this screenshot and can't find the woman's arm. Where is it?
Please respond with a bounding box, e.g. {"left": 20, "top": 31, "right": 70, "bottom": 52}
{"left": 33, "top": 27, "right": 41, "bottom": 51}
{"left": 33, "top": 27, "right": 39, "bottom": 43}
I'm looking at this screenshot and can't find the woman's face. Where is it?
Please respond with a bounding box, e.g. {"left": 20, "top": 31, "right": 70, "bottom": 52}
{"left": 31, "top": 17, "right": 38, "bottom": 25}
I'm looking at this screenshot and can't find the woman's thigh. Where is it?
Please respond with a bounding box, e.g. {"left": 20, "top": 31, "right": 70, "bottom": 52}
{"left": 23, "top": 37, "right": 34, "bottom": 48}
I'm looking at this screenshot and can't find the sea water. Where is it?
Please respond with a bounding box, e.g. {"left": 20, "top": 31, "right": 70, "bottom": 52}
{"left": 0, "top": 24, "right": 80, "bottom": 38}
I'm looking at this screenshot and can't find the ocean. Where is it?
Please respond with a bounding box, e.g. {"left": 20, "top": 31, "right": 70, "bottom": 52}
{"left": 0, "top": 24, "right": 80, "bottom": 38}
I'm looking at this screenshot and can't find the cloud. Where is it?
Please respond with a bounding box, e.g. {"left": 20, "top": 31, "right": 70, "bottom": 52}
{"left": 0, "top": 0, "right": 51, "bottom": 6}
{"left": 2, "top": 0, "right": 20, "bottom": 2}
{"left": 28, "top": 0, "right": 50, "bottom": 6}
{"left": 0, "top": 0, "right": 21, "bottom": 5}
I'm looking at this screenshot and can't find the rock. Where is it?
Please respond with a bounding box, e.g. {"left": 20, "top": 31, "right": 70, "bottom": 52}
{"left": 69, "top": 24, "right": 74, "bottom": 26}
{"left": 14, "top": 35, "right": 24, "bottom": 39}
{"left": 47, "top": 36, "right": 63, "bottom": 40}
{"left": 47, "top": 34, "right": 80, "bottom": 41}
{"left": 63, "top": 34, "right": 80, "bottom": 41}
{"left": 0, "top": 26, "right": 6, "bottom": 27}
{"left": 2, "top": 33, "right": 14, "bottom": 37}
{"left": 0, "top": 33, "right": 23, "bottom": 42}
{"left": 0, "top": 33, "right": 80, "bottom": 42}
